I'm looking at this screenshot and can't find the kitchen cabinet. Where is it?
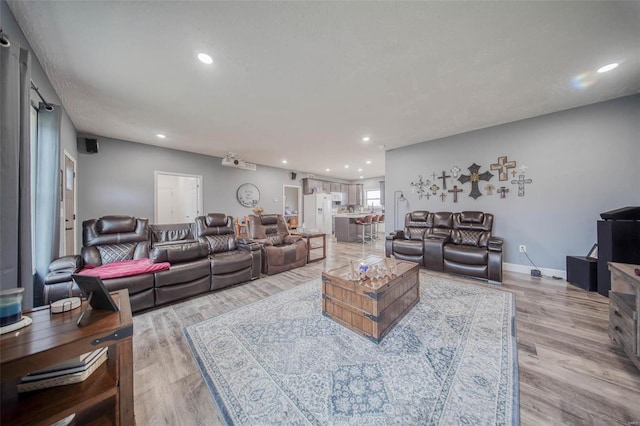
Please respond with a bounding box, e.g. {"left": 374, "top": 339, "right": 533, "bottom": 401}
{"left": 355, "top": 184, "right": 364, "bottom": 205}
{"left": 303, "top": 178, "right": 322, "bottom": 195}
{"left": 380, "top": 181, "right": 385, "bottom": 206}
{"left": 330, "top": 183, "right": 341, "bottom": 192}
{"left": 323, "top": 182, "right": 332, "bottom": 193}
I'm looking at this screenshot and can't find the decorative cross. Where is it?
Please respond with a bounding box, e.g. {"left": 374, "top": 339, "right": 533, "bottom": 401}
{"left": 498, "top": 187, "right": 509, "bottom": 198}
{"left": 511, "top": 170, "right": 518, "bottom": 178}
{"left": 429, "top": 183, "right": 440, "bottom": 195}
{"left": 440, "top": 192, "right": 447, "bottom": 202}
{"left": 410, "top": 175, "right": 430, "bottom": 200}
{"left": 430, "top": 171, "right": 437, "bottom": 182}
{"left": 448, "top": 185, "right": 463, "bottom": 202}
{"left": 511, "top": 174, "right": 533, "bottom": 197}
{"left": 451, "top": 166, "right": 461, "bottom": 178}
{"left": 438, "top": 170, "right": 451, "bottom": 190}
{"left": 485, "top": 184, "right": 495, "bottom": 195}
{"left": 490, "top": 156, "right": 517, "bottom": 181}
{"left": 458, "top": 163, "right": 494, "bottom": 200}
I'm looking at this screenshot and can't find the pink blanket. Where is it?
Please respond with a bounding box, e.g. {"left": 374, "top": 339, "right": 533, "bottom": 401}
{"left": 78, "top": 258, "right": 170, "bottom": 280}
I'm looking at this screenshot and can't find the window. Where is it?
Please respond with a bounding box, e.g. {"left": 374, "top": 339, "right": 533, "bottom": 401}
{"left": 366, "top": 189, "right": 381, "bottom": 208}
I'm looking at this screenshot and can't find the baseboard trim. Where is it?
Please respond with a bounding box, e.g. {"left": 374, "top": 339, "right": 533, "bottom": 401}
{"left": 503, "top": 262, "right": 566, "bottom": 280}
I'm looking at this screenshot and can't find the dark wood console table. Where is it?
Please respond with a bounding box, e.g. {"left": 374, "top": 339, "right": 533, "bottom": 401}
{"left": 292, "top": 232, "right": 326, "bottom": 263}
{"left": 1, "top": 289, "right": 134, "bottom": 425}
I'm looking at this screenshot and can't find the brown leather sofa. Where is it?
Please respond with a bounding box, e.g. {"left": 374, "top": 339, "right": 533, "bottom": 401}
{"left": 195, "top": 213, "right": 262, "bottom": 290}
{"left": 44, "top": 215, "right": 263, "bottom": 312}
{"left": 247, "top": 214, "right": 307, "bottom": 275}
{"left": 386, "top": 211, "right": 503, "bottom": 282}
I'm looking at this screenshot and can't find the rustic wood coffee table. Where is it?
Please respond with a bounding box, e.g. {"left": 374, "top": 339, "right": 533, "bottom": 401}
{"left": 322, "top": 257, "right": 420, "bottom": 343}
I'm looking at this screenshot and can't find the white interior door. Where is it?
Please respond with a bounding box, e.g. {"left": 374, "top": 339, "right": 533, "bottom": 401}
{"left": 155, "top": 172, "right": 203, "bottom": 224}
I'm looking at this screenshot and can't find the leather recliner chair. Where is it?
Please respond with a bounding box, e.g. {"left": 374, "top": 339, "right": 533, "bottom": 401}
{"left": 247, "top": 214, "right": 307, "bottom": 275}
{"left": 148, "top": 222, "right": 212, "bottom": 306}
{"left": 81, "top": 215, "right": 155, "bottom": 311}
{"left": 443, "top": 212, "right": 503, "bottom": 282}
{"left": 195, "top": 214, "right": 262, "bottom": 289}
{"left": 384, "top": 211, "right": 433, "bottom": 265}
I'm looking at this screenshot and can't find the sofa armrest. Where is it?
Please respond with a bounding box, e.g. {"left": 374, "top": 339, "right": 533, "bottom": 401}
{"left": 45, "top": 255, "right": 83, "bottom": 285}
{"left": 386, "top": 230, "right": 405, "bottom": 240}
{"left": 237, "top": 238, "right": 262, "bottom": 251}
{"left": 488, "top": 237, "right": 503, "bottom": 251}
{"left": 284, "top": 235, "right": 303, "bottom": 244}
{"left": 254, "top": 238, "right": 273, "bottom": 246}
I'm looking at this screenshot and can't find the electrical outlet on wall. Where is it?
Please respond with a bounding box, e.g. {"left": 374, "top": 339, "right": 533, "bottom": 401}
{"left": 519, "top": 245, "right": 526, "bottom": 253}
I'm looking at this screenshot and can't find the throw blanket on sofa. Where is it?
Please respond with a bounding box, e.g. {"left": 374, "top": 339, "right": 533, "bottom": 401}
{"left": 78, "top": 258, "right": 170, "bottom": 279}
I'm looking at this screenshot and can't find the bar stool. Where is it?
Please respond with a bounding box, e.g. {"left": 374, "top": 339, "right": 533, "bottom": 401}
{"left": 370, "top": 215, "right": 379, "bottom": 240}
{"left": 376, "top": 214, "right": 384, "bottom": 239}
{"left": 355, "top": 215, "right": 373, "bottom": 244}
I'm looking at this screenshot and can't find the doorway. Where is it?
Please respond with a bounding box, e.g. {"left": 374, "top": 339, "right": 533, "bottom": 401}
{"left": 283, "top": 185, "right": 302, "bottom": 230}
{"left": 155, "top": 171, "right": 203, "bottom": 224}
{"left": 63, "top": 151, "right": 77, "bottom": 255}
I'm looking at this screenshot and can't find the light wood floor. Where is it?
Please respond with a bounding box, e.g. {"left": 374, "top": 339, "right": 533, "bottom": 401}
{"left": 133, "top": 238, "right": 640, "bottom": 425}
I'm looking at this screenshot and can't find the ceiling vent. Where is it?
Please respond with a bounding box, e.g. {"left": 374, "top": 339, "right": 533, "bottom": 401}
{"left": 222, "top": 153, "right": 257, "bottom": 171}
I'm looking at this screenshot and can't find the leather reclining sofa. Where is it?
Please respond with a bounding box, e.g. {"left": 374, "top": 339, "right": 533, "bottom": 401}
{"left": 385, "top": 211, "right": 504, "bottom": 282}
{"left": 44, "top": 214, "right": 268, "bottom": 312}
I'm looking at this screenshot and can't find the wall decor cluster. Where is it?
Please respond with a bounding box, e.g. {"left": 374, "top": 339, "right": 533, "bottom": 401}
{"left": 406, "top": 156, "right": 533, "bottom": 202}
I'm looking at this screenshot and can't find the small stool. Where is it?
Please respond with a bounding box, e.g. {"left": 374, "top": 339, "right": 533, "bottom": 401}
{"left": 370, "top": 215, "right": 379, "bottom": 240}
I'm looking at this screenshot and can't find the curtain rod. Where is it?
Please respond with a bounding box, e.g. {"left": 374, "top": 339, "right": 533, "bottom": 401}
{"left": 0, "top": 27, "right": 54, "bottom": 111}
{"left": 30, "top": 82, "right": 54, "bottom": 111}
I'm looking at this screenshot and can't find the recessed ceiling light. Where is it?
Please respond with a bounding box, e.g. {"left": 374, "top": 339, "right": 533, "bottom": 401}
{"left": 597, "top": 63, "right": 618, "bottom": 73}
{"left": 362, "top": 136, "right": 370, "bottom": 142}
{"left": 282, "top": 160, "right": 287, "bottom": 164}
{"left": 326, "top": 168, "right": 331, "bottom": 172}
{"left": 358, "top": 168, "right": 362, "bottom": 172}
{"left": 366, "top": 160, "right": 371, "bottom": 164}
{"left": 157, "top": 134, "right": 166, "bottom": 139}
{"left": 344, "top": 165, "right": 349, "bottom": 168}
{"left": 197, "top": 53, "right": 213, "bottom": 64}
{"left": 359, "top": 176, "right": 364, "bottom": 179}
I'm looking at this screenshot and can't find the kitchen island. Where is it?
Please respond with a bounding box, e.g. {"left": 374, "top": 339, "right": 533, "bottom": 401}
{"left": 334, "top": 214, "right": 375, "bottom": 242}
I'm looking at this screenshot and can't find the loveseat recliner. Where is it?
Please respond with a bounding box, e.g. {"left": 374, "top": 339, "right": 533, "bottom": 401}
{"left": 247, "top": 214, "right": 307, "bottom": 275}
{"left": 195, "top": 213, "right": 262, "bottom": 290}
{"left": 386, "top": 211, "right": 503, "bottom": 282}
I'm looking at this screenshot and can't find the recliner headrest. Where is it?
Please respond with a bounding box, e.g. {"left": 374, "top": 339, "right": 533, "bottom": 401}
{"left": 410, "top": 211, "right": 429, "bottom": 222}
{"left": 433, "top": 212, "right": 453, "bottom": 228}
{"left": 460, "top": 211, "right": 484, "bottom": 223}
{"left": 96, "top": 216, "right": 136, "bottom": 234}
{"left": 205, "top": 213, "right": 227, "bottom": 227}
{"left": 260, "top": 214, "right": 278, "bottom": 225}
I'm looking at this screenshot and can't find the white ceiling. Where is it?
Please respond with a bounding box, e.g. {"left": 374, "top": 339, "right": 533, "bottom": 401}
{"left": 8, "top": 1, "right": 640, "bottom": 180}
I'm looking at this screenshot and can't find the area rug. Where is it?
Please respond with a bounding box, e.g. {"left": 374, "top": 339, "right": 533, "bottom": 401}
{"left": 184, "top": 275, "right": 519, "bottom": 425}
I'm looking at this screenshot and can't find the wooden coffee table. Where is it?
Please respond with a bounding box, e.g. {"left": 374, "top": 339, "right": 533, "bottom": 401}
{"left": 321, "top": 257, "right": 420, "bottom": 343}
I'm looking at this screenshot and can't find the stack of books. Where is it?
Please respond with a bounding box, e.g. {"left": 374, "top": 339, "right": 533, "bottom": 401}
{"left": 17, "top": 347, "right": 108, "bottom": 393}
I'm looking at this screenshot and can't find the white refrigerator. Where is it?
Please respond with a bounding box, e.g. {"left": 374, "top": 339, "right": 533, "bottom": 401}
{"left": 303, "top": 194, "right": 333, "bottom": 234}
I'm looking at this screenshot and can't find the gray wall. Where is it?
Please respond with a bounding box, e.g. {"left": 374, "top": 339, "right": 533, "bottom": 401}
{"left": 76, "top": 136, "right": 338, "bottom": 245}
{"left": 385, "top": 95, "right": 640, "bottom": 272}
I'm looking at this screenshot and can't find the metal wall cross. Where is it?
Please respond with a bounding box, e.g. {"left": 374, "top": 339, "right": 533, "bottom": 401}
{"left": 429, "top": 183, "right": 440, "bottom": 195}
{"left": 498, "top": 187, "right": 509, "bottom": 198}
{"left": 458, "top": 163, "right": 494, "bottom": 200}
{"left": 511, "top": 174, "right": 533, "bottom": 196}
{"left": 438, "top": 170, "right": 451, "bottom": 190}
{"left": 440, "top": 192, "right": 447, "bottom": 202}
{"left": 448, "top": 185, "right": 463, "bottom": 202}
{"left": 490, "top": 156, "right": 517, "bottom": 181}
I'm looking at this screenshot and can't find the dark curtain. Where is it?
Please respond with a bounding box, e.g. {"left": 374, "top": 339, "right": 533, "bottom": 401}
{"left": 32, "top": 104, "right": 62, "bottom": 307}
{"left": 0, "top": 41, "right": 34, "bottom": 308}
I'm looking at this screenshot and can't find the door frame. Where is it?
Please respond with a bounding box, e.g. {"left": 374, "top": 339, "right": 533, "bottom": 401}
{"left": 282, "top": 184, "right": 302, "bottom": 222}
{"left": 63, "top": 150, "right": 77, "bottom": 255}
{"left": 154, "top": 171, "right": 204, "bottom": 224}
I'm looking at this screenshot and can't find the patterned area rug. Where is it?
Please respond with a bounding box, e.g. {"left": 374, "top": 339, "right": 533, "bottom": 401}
{"left": 184, "top": 275, "right": 519, "bottom": 425}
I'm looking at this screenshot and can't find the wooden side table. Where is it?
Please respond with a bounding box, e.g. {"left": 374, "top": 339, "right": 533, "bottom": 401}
{"left": 608, "top": 262, "right": 640, "bottom": 371}
{"left": 293, "top": 232, "right": 326, "bottom": 263}
{"left": 1, "top": 289, "right": 134, "bottom": 425}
